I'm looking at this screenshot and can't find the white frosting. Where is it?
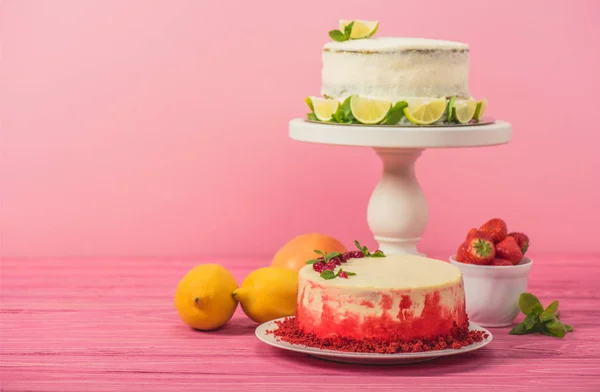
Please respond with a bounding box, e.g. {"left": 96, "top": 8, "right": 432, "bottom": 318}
{"left": 321, "top": 37, "right": 470, "bottom": 100}
{"left": 299, "top": 254, "right": 462, "bottom": 289}
{"left": 323, "top": 37, "right": 469, "bottom": 52}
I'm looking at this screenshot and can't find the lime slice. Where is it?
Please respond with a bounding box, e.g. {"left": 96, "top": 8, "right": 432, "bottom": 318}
{"left": 473, "top": 99, "right": 488, "bottom": 121}
{"left": 446, "top": 96, "right": 456, "bottom": 122}
{"left": 305, "top": 96, "right": 315, "bottom": 112}
{"left": 350, "top": 95, "right": 392, "bottom": 124}
{"left": 454, "top": 98, "right": 477, "bottom": 124}
{"left": 339, "top": 20, "right": 379, "bottom": 39}
{"left": 403, "top": 97, "right": 447, "bottom": 125}
{"left": 312, "top": 97, "right": 340, "bottom": 121}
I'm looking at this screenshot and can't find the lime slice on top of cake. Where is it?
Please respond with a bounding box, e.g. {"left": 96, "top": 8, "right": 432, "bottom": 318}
{"left": 453, "top": 98, "right": 477, "bottom": 124}
{"left": 350, "top": 95, "right": 392, "bottom": 124}
{"left": 310, "top": 97, "right": 340, "bottom": 121}
{"left": 403, "top": 97, "right": 447, "bottom": 125}
{"left": 339, "top": 20, "right": 379, "bottom": 39}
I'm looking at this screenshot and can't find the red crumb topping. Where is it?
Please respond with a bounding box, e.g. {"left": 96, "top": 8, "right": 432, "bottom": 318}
{"left": 266, "top": 317, "right": 488, "bottom": 354}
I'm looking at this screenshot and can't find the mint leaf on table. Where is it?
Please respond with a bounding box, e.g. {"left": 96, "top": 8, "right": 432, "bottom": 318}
{"left": 383, "top": 101, "right": 408, "bottom": 125}
{"left": 509, "top": 293, "right": 574, "bottom": 338}
{"left": 519, "top": 292, "right": 544, "bottom": 315}
{"left": 329, "top": 29, "right": 348, "bottom": 42}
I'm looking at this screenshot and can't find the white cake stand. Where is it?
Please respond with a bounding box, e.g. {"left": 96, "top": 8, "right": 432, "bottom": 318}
{"left": 289, "top": 118, "right": 512, "bottom": 255}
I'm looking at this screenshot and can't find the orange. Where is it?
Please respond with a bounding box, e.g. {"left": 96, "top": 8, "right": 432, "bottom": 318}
{"left": 271, "top": 233, "right": 348, "bottom": 272}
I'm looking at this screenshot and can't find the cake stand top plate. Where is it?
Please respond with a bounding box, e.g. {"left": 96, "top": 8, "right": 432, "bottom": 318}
{"left": 289, "top": 118, "right": 512, "bottom": 149}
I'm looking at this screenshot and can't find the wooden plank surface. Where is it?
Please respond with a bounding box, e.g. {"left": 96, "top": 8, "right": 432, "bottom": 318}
{"left": 1, "top": 254, "right": 599, "bottom": 391}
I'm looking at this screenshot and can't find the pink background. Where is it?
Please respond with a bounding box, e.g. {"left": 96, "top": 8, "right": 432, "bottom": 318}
{"left": 1, "top": 0, "right": 599, "bottom": 259}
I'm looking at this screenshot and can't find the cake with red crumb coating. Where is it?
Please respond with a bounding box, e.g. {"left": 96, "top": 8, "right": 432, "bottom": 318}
{"left": 296, "top": 254, "right": 468, "bottom": 342}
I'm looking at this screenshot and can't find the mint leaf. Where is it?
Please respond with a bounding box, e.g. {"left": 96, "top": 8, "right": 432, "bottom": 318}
{"left": 524, "top": 314, "right": 539, "bottom": 330}
{"left": 540, "top": 312, "right": 556, "bottom": 322}
{"left": 519, "top": 293, "right": 544, "bottom": 315}
{"left": 369, "top": 250, "right": 385, "bottom": 257}
{"left": 446, "top": 96, "right": 455, "bottom": 122}
{"left": 343, "top": 22, "right": 354, "bottom": 39}
{"left": 306, "top": 112, "right": 318, "bottom": 121}
{"left": 305, "top": 259, "right": 320, "bottom": 265}
{"left": 544, "top": 319, "right": 567, "bottom": 338}
{"left": 564, "top": 324, "right": 574, "bottom": 332}
{"left": 542, "top": 301, "right": 558, "bottom": 317}
{"left": 345, "top": 271, "right": 357, "bottom": 276}
{"left": 313, "top": 249, "right": 324, "bottom": 256}
{"left": 331, "top": 96, "right": 353, "bottom": 123}
{"left": 320, "top": 270, "right": 336, "bottom": 280}
{"left": 329, "top": 30, "right": 348, "bottom": 42}
{"left": 509, "top": 322, "right": 529, "bottom": 335}
{"left": 383, "top": 101, "right": 408, "bottom": 125}
{"left": 328, "top": 251, "right": 341, "bottom": 259}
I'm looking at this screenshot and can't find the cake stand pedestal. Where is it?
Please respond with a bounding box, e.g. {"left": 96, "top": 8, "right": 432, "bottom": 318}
{"left": 289, "top": 119, "right": 512, "bottom": 256}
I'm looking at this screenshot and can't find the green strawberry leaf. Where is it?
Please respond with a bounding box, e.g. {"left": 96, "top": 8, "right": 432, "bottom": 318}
{"left": 320, "top": 270, "right": 336, "bottom": 280}
{"left": 329, "top": 29, "right": 348, "bottom": 42}
{"left": 383, "top": 101, "right": 408, "bottom": 125}
{"left": 519, "top": 293, "right": 544, "bottom": 315}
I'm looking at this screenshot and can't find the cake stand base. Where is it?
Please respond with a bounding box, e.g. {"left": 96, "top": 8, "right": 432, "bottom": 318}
{"left": 289, "top": 119, "right": 512, "bottom": 256}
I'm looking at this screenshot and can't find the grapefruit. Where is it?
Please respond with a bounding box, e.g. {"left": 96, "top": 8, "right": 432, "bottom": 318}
{"left": 271, "top": 233, "right": 348, "bottom": 272}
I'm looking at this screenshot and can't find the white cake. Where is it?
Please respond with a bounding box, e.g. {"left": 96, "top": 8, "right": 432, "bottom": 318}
{"left": 321, "top": 37, "right": 470, "bottom": 101}
{"left": 296, "top": 254, "right": 468, "bottom": 342}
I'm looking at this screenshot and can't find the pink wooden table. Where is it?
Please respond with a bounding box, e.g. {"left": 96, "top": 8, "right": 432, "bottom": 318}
{"left": 1, "top": 254, "right": 599, "bottom": 391}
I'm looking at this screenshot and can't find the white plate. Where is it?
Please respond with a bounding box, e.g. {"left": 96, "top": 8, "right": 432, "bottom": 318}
{"left": 255, "top": 317, "right": 493, "bottom": 365}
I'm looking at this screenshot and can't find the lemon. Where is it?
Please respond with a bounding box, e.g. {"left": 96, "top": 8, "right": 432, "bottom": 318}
{"left": 403, "top": 97, "right": 447, "bottom": 125}
{"left": 174, "top": 264, "right": 238, "bottom": 331}
{"left": 454, "top": 98, "right": 477, "bottom": 124}
{"left": 339, "top": 20, "right": 379, "bottom": 39}
{"left": 232, "top": 266, "right": 298, "bottom": 324}
{"left": 311, "top": 97, "right": 340, "bottom": 121}
{"left": 350, "top": 95, "right": 392, "bottom": 124}
{"left": 474, "top": 99, "right": 488, "bottom": 121}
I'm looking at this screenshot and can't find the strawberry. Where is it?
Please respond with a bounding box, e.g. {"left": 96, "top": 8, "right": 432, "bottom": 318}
{"left": 490, "top": 258, "right": 513, "bottom": 266}
{"left": 464, "top": 234, "right": 495, "bottom": 265}
{"left": 508, "top": 232, "right": 529, "bottom": 255}
{"left": 479, "top": 218, "right": 508, "bottom": 244}
{"left": 495, "top": 236, "right": 523, "bottom": 265}
{"left": 455, "top": 242, "right": 470, "bottom": 263}
{"left": 465, "top": 228, "right": 480, "bottom": 240}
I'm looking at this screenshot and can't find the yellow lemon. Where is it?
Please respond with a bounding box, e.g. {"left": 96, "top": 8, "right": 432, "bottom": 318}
{"left": 174, "top": 264, "right": 238, "bottom": 330}
{"left": 233, "top": 266, "right": 298, "bottom": 324}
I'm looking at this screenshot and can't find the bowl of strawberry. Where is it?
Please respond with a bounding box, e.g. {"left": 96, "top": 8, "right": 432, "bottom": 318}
{"left": 449, "top": 218, "right": 532, "bottom": 327}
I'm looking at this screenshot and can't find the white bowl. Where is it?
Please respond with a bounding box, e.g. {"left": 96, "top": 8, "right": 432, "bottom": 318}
{"left": 449, "top": 256, "right": 533, "bottom": 327}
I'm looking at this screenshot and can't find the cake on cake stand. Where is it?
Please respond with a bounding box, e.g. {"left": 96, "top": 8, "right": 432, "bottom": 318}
{"left": 289, "top": 118, "right": 512, "bottom": 256}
